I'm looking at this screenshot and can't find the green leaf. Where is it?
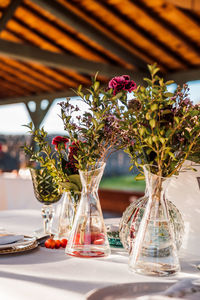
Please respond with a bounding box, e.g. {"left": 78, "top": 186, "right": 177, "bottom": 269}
{"left": 146, "top": 112, "right": 151, "bottom": 120}
{"left": 139, "top": 127, "right": 145, "bottom": 136}
{"left": 77, "top": 91, "right": 84, "bottom": 98}
{"left": 97, "top": 124, "right": 104, "bottom": 131}
{"left": 148, "top": 136, "right": 152, "bottom": 145}
{"left": 147, "top": 64, "right": 152, "bottom": 73}
{"left": 152, "top": 136, "right": 158, "bottom": 142}
{"left": 112, "top": 92, "right": 123, "bottom": 100}
{"left": 85, "top": 94, "right": 90, "bottom": 101}
{"left": 78, "top": 84, "right": 82, "bottom": 92}
{"left": 159, "top": 137, "right": 165, "bottom": 144}
{"left": 93, "top": 81, "right": 100, "bottom": 91}
{"left": 166, "top": 129, "right": 172, "bottom": 137}
{"left": 144, "top": 78, "right": 152, "bottom": 86}
{"left": 164, "top": 92, "right": 174, "bottom": 98}
{"left": 165, "top": 80, "right": 174, "bottom": 85}
{"left": 93, "top": 71, "right": 99, "bottom": 82}
{"left": 169, "top": 152, "right": 176, "bottom": 160}
{"left": 129, "top": 165, "right": 133, "bottom": 171}
{"left": 190, "top": 110, "right": 199, "bottom": 117}
{"left": 60, "top": 182, "right": 80, "bottom": 192}
{"left": 152, "top": 67, "right": 160, "bottom": 76}
{"left": 150, "top": 119, "right": 156, "bottom": 128}
{"left": 162, "top": 109, "right": 172, "bottom": 114}
{"left": 150, "top": 103, "right": 158, "bottom": 111}
{"left": 68, "top": 174, "right": 82, "bottom": 191}
{"left": 174, "top": 116, "right": 179, "bottom": 124}
{"left": 92, "top": 118, "right": 98, "bottom": 128}
{"left": 135, "top": 174, "right": 145, "bottom": 181}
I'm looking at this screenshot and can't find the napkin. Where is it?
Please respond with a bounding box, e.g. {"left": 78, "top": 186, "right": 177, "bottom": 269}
{"left": 0, "top": 234, "right": 24, "bottom": 245}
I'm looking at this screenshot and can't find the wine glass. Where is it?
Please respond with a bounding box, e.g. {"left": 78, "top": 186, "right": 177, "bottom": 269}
{"left": 30, "top": 168, "right": 62, "bottom": 234}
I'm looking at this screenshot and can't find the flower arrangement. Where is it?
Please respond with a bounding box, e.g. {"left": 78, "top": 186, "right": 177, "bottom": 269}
{"left": 23, "top": 74, "right": 137, "bottom": 195}
{"left": 58, "top": 74, "right": 137, "bottom": 170}
{"left": 24, "top": 64, "right": 200, "bottom": 187}
{"left": 109, "top": 64, "right": 200, "bottom": 178}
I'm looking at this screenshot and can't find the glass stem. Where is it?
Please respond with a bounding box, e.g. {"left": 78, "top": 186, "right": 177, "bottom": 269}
{"left": 41, "top": 204, "right": 54, "bottom": 234}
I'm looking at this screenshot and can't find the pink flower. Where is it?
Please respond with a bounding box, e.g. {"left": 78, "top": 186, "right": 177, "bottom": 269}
{"left": 108, "top": 75, "right": 137, "bottom": 95}
{"left": 52, "top": 136, "right": 69, "bottom": 151}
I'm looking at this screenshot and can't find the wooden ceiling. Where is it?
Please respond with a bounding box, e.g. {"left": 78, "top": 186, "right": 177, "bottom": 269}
{"left": 0, "top": 0, "right": 200, "bottom": 105}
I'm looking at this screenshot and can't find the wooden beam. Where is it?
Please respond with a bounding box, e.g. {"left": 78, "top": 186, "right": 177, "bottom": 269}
{"left": 19, "top": 3, "right": 123, "bottom": 67}
{"left": 0, "top": 0, "right": 22, "bottom": 32}
{"left": 179, "top": 8, "right": 200, "bottom": 27}
{"left": 165, "top": 0, "right": 200, "bottom": 11}
{"left": 100, "top": 0, "right": 189, "bottom": 69}
{"left": 31, "top": 0, "right": 147, "bottom": 70}
{"left": 0, "top": 90, "right": 75, "bottom": 106}
{"left": 135, "top": 0, "right": 200, "bottom": 59}
{"left": 66, "top": 0, "right": 168, "bottom": 71}
{"left": 166, "top": 68, "right": 200, "bottom": 84}
{"left": 0, "top": 40, "right": 147, "bottom": 79}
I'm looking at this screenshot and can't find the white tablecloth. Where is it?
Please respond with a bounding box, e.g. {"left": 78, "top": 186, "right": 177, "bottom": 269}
{"left": 0, "top": 210, "right": 200, "bottom": 300}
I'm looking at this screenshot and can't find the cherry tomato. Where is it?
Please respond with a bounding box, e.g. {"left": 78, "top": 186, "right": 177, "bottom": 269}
{"left": 50, "top": 240, "right": 56, "bottom": 249}
{"left": 55, "top": 240, "right": 61, "bottom": 249}
{"left": 60, "top": 239, "right": 68, "bottom": 248}
{"left": 45, "top": 238, "right": 55, "bottom": 249}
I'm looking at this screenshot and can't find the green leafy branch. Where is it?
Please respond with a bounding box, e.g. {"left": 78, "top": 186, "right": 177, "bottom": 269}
{"left": 23, "top": 122, "right": 82, "bottom": 194}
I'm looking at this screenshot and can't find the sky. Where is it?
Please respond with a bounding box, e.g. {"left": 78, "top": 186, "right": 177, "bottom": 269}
{"left": 0, "top": 80, "right": 199, "bottom": 135}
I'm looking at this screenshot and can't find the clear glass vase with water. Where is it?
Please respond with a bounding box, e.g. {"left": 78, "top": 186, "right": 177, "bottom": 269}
{"left": 65, "top": 162, "right": 110, "bottom": 258}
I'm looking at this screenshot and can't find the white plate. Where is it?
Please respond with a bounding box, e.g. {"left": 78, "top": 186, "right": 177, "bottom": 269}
{"left": 0, "top": 236, "right": 36, "bottom": 250}
{"left": 85, "top": 282, "right": 174, "bottom": 300}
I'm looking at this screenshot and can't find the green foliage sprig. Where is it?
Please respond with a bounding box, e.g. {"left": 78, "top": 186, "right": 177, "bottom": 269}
{"left": 23, "top": 123, "right": 81, "bottom": 195}
{"left": 117, "top": 64, "right": 200, "bottom": 177}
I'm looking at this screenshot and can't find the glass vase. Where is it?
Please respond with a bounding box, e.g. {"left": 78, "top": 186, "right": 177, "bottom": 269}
{"left": 58, "top": 191, "right": 81, "bottom": 239}
{"left": 65, "top": 162, "right": 110, "bottom": 258}
{"left": 129, "top": 165, "right": 180, "bottom": 276}
{"left": 119, "top": 194, "right": 184, "bottom": 255}
{"left": 30, "top": 168, "right": 62, "bottom": 234}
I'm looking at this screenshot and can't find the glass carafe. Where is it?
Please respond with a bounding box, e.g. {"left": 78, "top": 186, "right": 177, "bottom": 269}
{"left": 129, "top": 165, "right": 180, "bottom": 276}
{"left": 65, "top": 162, "right": 110, "bottom": 258}
{"left": 58, "top": 191, "right": 80, "bottom": 239}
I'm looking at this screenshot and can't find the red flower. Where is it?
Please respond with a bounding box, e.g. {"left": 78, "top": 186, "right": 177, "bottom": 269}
{"left": 64, "top": 141, "right": 81, "bottom": 174}
{"left": 65, "top": 161, "right": 78, "bottom": 174}
{"left": 52, "top": 136, "right": 69, "bottom": 151}
{"left": 108, "top": 75, "right": 137, "bottom": 95}
{"left": 68, "top": 141, "right": 79, "bottom": 161}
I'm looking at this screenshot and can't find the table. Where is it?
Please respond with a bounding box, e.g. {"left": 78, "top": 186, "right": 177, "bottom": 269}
{"left": 0, "top": 210, "right": 200, "bottom": 300}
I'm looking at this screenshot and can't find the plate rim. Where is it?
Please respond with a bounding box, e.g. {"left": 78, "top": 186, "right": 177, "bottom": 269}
{"left": 0, "top": 240, "right": 38, "bottom": 254}
{"left": 0, "top": 236, "right": 36, "bottom": 250}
